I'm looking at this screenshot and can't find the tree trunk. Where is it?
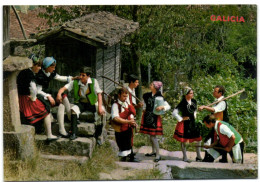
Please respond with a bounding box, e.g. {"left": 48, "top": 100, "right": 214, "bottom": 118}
{"left": 131, "top": 5, "right": 143, "bottom": 120}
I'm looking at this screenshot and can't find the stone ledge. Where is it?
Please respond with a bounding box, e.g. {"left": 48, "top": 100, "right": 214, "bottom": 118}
{"left": 41, "top": 154, "right": 89, "bottom": 164}
{"left": 51, "top": 122, "right": 95, "bottom": 136}
{"left": 3, "top": 125, "right": 36, "bottom": 160}
{"left": 3, "top": 56, "right": 32, "bottom": 72}
{"left": 35, "top": 134, "right": 96, "bottom": 157}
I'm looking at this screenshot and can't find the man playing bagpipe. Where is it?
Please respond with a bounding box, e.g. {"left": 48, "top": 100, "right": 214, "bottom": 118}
{"left": 111, "top": 88, "right": 139, "bottom": 162}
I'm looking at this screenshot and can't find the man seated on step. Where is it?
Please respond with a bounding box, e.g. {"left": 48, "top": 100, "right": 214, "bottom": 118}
{"left": 111, "top": 88, "right": 139, "bottom": 162}
{"left": 56, "top": 66, "right": 105, "bottom": 142}
{"left": 202, "top": 114, "right": 244, "bottom": 163}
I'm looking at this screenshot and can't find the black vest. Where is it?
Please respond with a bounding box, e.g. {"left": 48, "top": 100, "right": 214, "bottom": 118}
{"left": 36, "top": 69, "right": 57, "bottom": 92}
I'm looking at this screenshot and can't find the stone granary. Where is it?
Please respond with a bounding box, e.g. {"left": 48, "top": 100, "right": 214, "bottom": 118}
{"left": 35, "top": 11, "right": 139, "bottom": 95}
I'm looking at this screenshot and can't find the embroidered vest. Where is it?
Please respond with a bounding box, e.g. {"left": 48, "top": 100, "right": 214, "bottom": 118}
{"left": 214, "top": 101, "right": 229, "bottom": 122}
{"left": 214, "top": 121, "right": 242, "bottom": 147}
{"left": 111, "top": 102, "right": 136, "bottom": 132}
{"left": 73, "top": 79, "right": 97, "bottom": 105}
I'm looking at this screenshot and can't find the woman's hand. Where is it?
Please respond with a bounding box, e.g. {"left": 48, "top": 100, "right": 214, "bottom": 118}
{"left": 156, "top": 106, "right": 164, "bottom": 111}
{"left": 47, "top": 96, "right": 56, "bottom": 106}
{"left": 182, "top": 116, "right": 190, "bottom": 121}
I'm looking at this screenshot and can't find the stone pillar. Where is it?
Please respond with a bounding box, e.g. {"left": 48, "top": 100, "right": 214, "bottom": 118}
{"left": 3, "top": 56, "right": 36, "bottom": 160}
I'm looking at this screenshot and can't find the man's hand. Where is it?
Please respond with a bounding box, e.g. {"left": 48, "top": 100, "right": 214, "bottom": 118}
{"left": 56, "top": 94, "right": 63, "bottom": 104}
{"left": 47, "top": 96, "right": 56, "bottom": 106}
{"left": 72, "top": 76, "right": 80, "bottom": 80}
{"left": 127, "top": 119, "right": 136, "bottom": 126}
{"left": 203, "top": 145, "right": 211, "bottom": 149}
{"left": 198, "top": 106, "right": 205, "bottom": 111}
{"left": 136, "top": 102, "right": 144, "bottom": 108}
{"left": 98, "top": 106, "right": 105, "bottom": 116}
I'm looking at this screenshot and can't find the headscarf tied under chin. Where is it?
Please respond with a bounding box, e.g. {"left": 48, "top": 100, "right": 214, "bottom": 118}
{"left": 184, "top": 86, "right": 192, "bottom": 95}
{"left": 153, "top": 81, "right": 163, "bottom": 93}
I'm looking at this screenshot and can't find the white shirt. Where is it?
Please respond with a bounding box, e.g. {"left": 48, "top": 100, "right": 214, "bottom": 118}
{"left": 214, "top": 120, "right": 234, "bottom": 138}
{"left": 172, "top": 99, "right": 197, "bottom": 122}
{"left": 111, "top": 99, "right": 134, "bottom": 120}
{"left": 213, "top": 96, "right": 226, "bottom": 113}
{"left": 28, "top": 68, "right": 37, "bottom": 101}
{"left": 65, "top": 77, "right": 102, "bottom": 98}
{"left": 126, "top": 86, "right": 136, "bottom": 105}
{"left": 37, "top": 69, "right": 73, "bottom": 99}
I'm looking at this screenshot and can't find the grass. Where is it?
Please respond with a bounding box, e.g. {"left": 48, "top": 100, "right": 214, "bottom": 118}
{"left": 4, "top": 141, "right": 163, "bottom": 181}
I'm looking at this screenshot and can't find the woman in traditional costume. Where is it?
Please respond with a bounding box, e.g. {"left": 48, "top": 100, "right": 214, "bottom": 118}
{"left": 139, "top": 81, "right": 171, "bottom": 162}
{"left": 172, "top": 87, "right": 202, "bottom": 162}
{"left": 17, "top": 55, "right": 59, "bottom": 141}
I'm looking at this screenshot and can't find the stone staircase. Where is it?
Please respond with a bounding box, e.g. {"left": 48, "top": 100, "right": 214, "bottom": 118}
{"left": 35, "top": 107, "right": 109, "bottom": 159}
{"left": 100, "top": 145, "right": 258, "bottom": 180}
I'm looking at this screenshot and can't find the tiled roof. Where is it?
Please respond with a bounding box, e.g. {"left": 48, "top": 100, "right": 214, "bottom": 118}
{"left": 36, "top": 11, "right": 139, "bottom": 47}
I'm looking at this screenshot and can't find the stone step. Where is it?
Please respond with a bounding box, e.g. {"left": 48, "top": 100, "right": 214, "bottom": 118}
{"left": 51, "top": 106, "right": 95, "bottom": 122}
{"left": 41, "top": 154, "right": 89, "bottom": 164}
{"left": 35, "top": 134, "right": 96, "bottom": 157}
{"left": 134, "top": 146, "right": 257, "bottom": 179}
{"left": 51, "top": 122, "right": 95, "bottom": 136}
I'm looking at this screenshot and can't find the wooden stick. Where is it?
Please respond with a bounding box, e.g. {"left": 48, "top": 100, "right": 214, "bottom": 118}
{"left": 201, "top": 88, "right": 245, "bottom": 107}
{"left": 195, "top": 145, "right": 225, "bottom": 151}
{"left": 101, "top": 75, "right": 142, "bottom": 102}
{"left": 11, "top": 6, "right": 27, "bottom": 40}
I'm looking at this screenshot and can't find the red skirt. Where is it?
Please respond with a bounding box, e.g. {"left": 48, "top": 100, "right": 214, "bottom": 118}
{"left": 139, "top": 112, "right": 163, "bottom": 136}
{"left": 19, "top": 95, "right": 49, "bottom": 124}
{"left": 173, "top": 121, "right": 202, "bottom": 143}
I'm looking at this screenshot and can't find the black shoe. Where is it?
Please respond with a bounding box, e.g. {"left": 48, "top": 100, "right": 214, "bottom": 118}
{"left": 153, "top": 157, "right": 161, "bottom": 162}
{"left": 59, "top": 133, "right": 70, "bottom": 138}
{"left": 128, "top": 157, "right": 140, "bottom": 162}
{"left": 97, "top": 139, "right": 102, "bottom": 146}
{"left": 120, "top": 156, "right": 127, "bottom": 162}
{"left": 219, "top": 158, "right": 228, "bottom": 163}
{"left": 196, "top": 157, "right": 203, "bottom": 162}
{"left": 46, "top": 136, "right": 60, "bottom": 142}
{"left": 145, "top": 153, "right": 156, "bottom": 157}
{"left": 69, "top": 134, "right": 77, "bottom": 140}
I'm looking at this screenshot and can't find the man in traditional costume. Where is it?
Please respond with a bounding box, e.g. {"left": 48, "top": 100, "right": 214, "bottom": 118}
{"left": 111, "top": 88, "right": 139, "bottom": 162}
{"left": 203, "top": 114, "right": 244, "bottom": 163}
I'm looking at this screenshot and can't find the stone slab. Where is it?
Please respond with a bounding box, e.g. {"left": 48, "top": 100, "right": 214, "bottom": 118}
{"left": 35, "top": 134, "right": 96, "bottom": 157}
{"left": 41, "top": 154, "right": 89, "bottom": 164}
{"left": 3, "top": 56, "right": 32, "bottom": 72}
{"left": 51, "top": 122, "right": 96, "bottom": 136}
{"left": 3, "top": 125, "right": 36, "bottom": 160}
{"left": 137, "top": 146, "right": 258, "bottom": 179}
{"left": 115, "top": 161, "right": 155, "bottom": 170}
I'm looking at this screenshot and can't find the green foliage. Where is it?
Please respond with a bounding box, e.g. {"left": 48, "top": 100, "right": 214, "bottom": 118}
{"left": 38, "top": 5, "right": 257, "bottom": 151}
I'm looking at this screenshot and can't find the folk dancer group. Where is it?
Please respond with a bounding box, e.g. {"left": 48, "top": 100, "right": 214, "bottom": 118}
{"left": 17, "top": 54, "right": 244, "bottom": 164}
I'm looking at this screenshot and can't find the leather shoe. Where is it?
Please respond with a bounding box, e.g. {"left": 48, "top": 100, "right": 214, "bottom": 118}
{"left": 219, "top": 158, "right": 228, "bottom": 163}
{"left": 128, "top": 157, "right": 140, "bottom": 162}
{"left": 153, "top": 157, "right": 161, "bottom": 162}
{"left": 145, "top": 153, "right": 156, "bottom": 157}
{"left": 120, "top": 157, "right": 127, "bottom": 162}
{"left": 196, "top": 157, "right": 203, "bottom": 162}
{"left": 59, "top": 133, "right": 70, "bottom": 138}
{"left": 69, "top": 134, "right": 77, "bottom": 140}
{"left": 46, "top": 136, "right": 60, "bottom": 142}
